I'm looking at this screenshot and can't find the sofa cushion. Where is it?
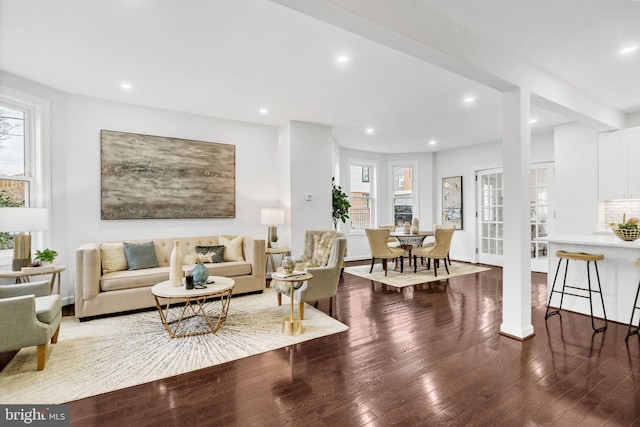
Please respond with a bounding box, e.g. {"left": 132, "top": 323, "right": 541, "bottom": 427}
{"left": 100, "top": 242, "right": 128, "bottom": 273}
{"left": 206, "top": 261, "right": 251, "bottom": 277}
{"left": 123, "top": 241, "right": 160, "bottom": 270}
{"left": 196, "top": 245, "right": 225, "bottom": 263}
{"left": 101, "top": 267, "right": 171, "bottom": 292}
{"left": 219, "top": 235, "right": 244, "bottom": 262}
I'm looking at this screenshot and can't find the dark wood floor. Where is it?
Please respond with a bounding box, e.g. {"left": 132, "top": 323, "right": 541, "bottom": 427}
{"left": 5, "top": 261, "right": 640, "bottom": 426}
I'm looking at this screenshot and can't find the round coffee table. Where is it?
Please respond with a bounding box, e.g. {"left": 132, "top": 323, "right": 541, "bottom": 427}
{"left": 151, "top": 276, "right": 235, "bottom": 338}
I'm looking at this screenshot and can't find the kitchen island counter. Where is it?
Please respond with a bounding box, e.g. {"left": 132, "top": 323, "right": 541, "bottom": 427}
{"left": 544, "top": 234, "right": 640, "bottom": 324}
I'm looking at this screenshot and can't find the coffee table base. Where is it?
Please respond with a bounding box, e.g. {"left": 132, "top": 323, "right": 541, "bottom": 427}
{"left": 283, "top": 315, "right": 303, "bottom": 335}
{"left": 153, "top": 288, "right": 233, "bottom": 338}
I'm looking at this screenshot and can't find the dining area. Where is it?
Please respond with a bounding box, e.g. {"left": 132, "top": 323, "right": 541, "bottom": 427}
{"left": 364, "top": 224, "right": 455, "bottom": 278}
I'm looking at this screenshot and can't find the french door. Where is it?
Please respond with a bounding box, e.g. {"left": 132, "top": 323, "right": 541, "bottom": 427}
{"left": 476, "top": 163, "right": 554, "bottom": 272}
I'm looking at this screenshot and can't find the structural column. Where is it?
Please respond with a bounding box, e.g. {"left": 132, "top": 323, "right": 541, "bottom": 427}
{"left": 500, "top": 88, "right": 534, "bottom": 340}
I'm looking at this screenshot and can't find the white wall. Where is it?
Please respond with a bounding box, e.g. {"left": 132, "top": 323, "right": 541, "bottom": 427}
{"left": 553, "top": 123, "right": 599, "bottom": 234}
{"left": 1, "top": 72, "right": 281, "bottom": 303}
{"left": 433, "top": 131, "right": 555, "bottom": 262}
{"left": 289, "top": 121, "right": 334, "bottom": 256}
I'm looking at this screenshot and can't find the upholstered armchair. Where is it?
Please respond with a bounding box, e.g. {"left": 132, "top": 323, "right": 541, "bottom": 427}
{"left": 413, "top": 228, "right": 455, "bottom": 276}
{"left": 365, "top": 228, "right": 404, "bottom": 276}
{"left": 0, "top": 280, "right": 62, "bottom": 370}
{"left": 272, "top": 231, "right": 347, "bottom": 319}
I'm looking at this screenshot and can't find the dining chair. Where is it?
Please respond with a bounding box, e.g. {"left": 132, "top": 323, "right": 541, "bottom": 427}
{"left": 413, "top": 228, "right": 455, "bottom": 276}
{"left": 422, "top": 223, "right": 454, "bottom": 266}
{"left": 365, "top": 228, "right": 404, "bottom": 276}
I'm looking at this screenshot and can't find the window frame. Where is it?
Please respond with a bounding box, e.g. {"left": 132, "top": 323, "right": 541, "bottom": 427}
{"left": 347, "top": 160, "right": 376, "bottom": 235}
{"left": 0, "top": 90, "right": 49, "bottom": 268}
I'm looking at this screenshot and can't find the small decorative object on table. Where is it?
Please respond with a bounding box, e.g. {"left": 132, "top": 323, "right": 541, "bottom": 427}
{"left": 282, "top": 256, "right": 296, "bottom": 274}
{"left": 186, "top": 251, "right": 213, "bottom": 284}
{"left": 610, "top": 214, "right": 640, "bottom": 241}
{"left": 34, "top": 248, "right": 58, "bottom": 265}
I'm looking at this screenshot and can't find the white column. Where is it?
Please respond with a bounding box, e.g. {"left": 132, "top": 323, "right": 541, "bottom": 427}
{"left": 500, "top": 88, "right": 534, "bottom": 340}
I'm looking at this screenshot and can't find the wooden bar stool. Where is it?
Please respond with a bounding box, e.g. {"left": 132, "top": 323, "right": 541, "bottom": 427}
{"left": 545, "top": 250, "right": 608, "bottom": 333}
{"left": 625, "top": 259, "right": 640, "bottom": 341}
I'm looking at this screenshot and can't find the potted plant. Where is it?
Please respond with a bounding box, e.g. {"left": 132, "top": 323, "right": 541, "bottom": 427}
{"left": 332, "top": 177, "right": 351, "bottom": 230}
{"left": 270, "top": 235, "right": 279, "bottom": 249}
{"left": 33, "top": 248, "right": 58, "bottom": 266}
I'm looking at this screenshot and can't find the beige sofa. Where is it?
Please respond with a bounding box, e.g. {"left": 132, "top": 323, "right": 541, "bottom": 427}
{"left": 75, "top": 235, "right": 265, "bottom": 320}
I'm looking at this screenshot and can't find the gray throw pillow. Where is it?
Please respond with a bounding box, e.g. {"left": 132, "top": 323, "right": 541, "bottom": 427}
{"left": 195, "top": 245, "right": 225, "bottom": 263}
{"left": 123, "top": 241, "right": 159, "bottom": 270}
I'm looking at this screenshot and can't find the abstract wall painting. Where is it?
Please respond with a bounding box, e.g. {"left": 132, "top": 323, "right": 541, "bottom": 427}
{"left": 101, "top": 130, "right": 235, "bottom": 220}
{"left": 442, "top": 176, "right": 463, "bottom": 229}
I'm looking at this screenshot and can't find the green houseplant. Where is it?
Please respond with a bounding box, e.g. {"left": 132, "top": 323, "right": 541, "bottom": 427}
{"left": 34, "top": 248, "right": 58, "bottom": 265}
{"left": 332, "top": 177, "right": 351, "bottom": 230}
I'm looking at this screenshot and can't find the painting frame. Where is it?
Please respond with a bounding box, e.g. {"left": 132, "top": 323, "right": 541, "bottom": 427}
{"left": 442, "top": 176, "right": 463, "bottom": 230}
{"left": 100, "top": 130, "right": 236, "bottom": 220}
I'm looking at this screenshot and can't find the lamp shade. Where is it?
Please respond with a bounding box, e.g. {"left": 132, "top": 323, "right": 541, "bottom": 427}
{"left": 0, "top": 207, "right": 48, "bottom": 231}
{"left": 260, "top": 208, "right": 285, "bottom": 225}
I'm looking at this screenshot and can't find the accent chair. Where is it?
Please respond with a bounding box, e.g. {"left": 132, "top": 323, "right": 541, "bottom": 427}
{"left": 0, "top": 280, "right": 62, "bottom": 370}
{"left": 273, "top": 231, "right": 347, "bottom": 319}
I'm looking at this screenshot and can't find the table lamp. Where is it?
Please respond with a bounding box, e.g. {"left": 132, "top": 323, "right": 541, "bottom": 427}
{"left": 0, "top": 207, "right": 48, "bottom": 271}
{"left": 261, "top": 208, "right": 285, "bottom": 248}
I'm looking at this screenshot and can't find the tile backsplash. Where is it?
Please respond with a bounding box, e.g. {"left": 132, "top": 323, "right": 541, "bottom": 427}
{"left": 599, "top": 200, "right": 640, "bottom": 229}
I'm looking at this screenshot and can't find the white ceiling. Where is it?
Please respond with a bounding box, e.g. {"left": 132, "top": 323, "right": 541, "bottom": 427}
{"left": 0, "top": 0, "right": 638, "bottom": 153}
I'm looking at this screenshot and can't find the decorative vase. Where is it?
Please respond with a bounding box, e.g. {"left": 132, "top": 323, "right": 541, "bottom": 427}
{"left": 411, "top": 218, "right": 419, "bottom": 234}
{"left": 403, "top": 222, "right": 411, "bottom": 234}
{"left": 192, "top": 262, "right": 209, "bottom": 284}
{"left": 169, "top": 240, "right": 182, "bottom": 287}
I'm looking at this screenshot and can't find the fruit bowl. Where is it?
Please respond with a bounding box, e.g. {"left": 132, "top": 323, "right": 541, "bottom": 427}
{"left": 614, "top": 228, "right": 640, "bottom": 241}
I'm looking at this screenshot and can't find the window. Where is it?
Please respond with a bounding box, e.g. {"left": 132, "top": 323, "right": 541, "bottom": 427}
{"left": 392, "top": 165, "right": 414, "bottom": 227}
{"left": 349, "top": 163, "right": 374, "bottom": 231}
{"left": 0, "top": 100, "right": 34, "bottom": 253}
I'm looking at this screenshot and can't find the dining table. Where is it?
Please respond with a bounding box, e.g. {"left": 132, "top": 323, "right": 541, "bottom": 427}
{"left": 389, "top": 230, "right": 434, "bottom": 267}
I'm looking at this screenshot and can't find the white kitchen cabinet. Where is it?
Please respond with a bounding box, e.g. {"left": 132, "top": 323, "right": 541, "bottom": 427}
{"left": 598, "top": 127, "right": 640, "bottom": 200}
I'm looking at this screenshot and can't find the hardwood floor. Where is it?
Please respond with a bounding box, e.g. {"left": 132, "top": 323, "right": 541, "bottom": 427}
{"left": 5, "top": 262, "right": 640, "bottom": 426}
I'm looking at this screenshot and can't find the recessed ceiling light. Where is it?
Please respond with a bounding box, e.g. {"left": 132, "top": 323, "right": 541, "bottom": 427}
{"left": 120, "top": 82, "right": 132, "bottom": 90}
{"left": 620, "top": 45, "right": 638, "bottom": 55}
{"left": 259, "top": 108, "right": 268, "bottom": 114}
{"left": 428, "top": 140, "right": 437, "bottom": 145}
{"left": 336, "top": 56, "right": 349, "bottom": 63}
{"left": 463, "top": 96, "right": 476, "bottom": 104}
{"left": 365, "top": 128, "right": 374, "bottom": 134}
{"left": 529, "top": 118, "right": 538, "bottom": 124}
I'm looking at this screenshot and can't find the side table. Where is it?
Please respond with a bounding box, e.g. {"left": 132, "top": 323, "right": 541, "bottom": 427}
{"left": 266, "top": 247, "right": 292, "bottom": 274}
{"left": 271, "top": 272, "right": 313, "bottom": 335}
{"left": 0, "top": 266, "right": 65, "bottom": 294}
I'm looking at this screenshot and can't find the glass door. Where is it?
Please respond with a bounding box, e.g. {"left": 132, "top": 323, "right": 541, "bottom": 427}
{"left": 477, "top": 169, "right": 504, "bottom": 266}
{"left": 476, "top": 164, "right": 554, "bottom": 272}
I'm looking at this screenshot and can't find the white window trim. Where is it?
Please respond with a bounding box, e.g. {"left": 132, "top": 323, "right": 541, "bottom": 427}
{"left": 389, "top": 160, "right": 419, "bottom": 222}
{"left": 0, "top": 87, "right": 51, "bottom": 269}
{"left": 347, "top": 158, "right": 378, "bottom": 235}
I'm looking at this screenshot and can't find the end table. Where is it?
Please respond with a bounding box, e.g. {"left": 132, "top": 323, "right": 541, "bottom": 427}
{"left": 266, "top": 247, "right": 292, "bottom": 274}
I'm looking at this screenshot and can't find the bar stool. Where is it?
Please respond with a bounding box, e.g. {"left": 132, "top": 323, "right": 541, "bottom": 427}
{"left": 625, "top": 259, "right": 640, "bottom": 341}
{"left": 545, "top": 250, "right": 608, "bottom": 333}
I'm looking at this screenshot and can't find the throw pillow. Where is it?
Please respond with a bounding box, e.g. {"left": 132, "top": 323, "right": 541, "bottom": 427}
{"left": 219, "top": 235, "right": 244, "bottom": 262}
{"left": 100, "top": 242, "right": 128, "bottom": 273}
{"left": 195, "top": 245, "right": 225, "bottom": 263}
{"left": 123, "top": 241, "right": 160, "bottom": 270}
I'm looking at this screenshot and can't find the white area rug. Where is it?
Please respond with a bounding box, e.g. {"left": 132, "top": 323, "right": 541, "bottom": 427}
{"left": 344, "top": 262, "right": 491, "bottom": 288}
{"left": 0, "top": 289, "right": 348, "bottom": 404}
